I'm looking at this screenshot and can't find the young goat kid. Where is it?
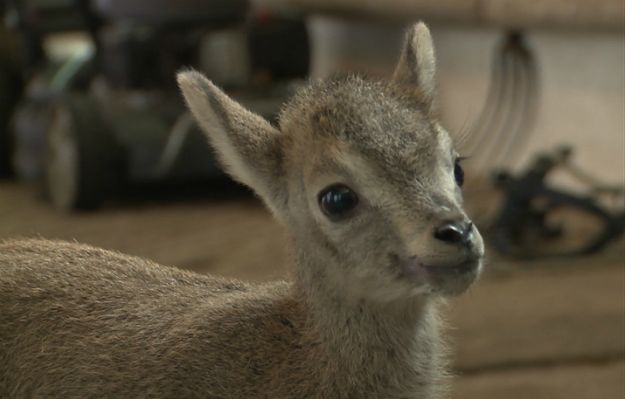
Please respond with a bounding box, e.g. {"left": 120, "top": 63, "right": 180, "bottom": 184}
{"left": 0, "top": 23, "right": 484, "bottom": 398}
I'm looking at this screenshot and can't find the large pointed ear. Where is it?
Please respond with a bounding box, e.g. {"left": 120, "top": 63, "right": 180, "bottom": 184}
{"left": 392, "top": 22, "right": 437, "bottom": 110}
{"left": 177, "top": 70, "right": 285, "bottom": 217}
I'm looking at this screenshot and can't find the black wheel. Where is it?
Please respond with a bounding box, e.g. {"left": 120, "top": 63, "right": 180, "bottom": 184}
{"left": 0, "top": 64, "right": 23, "bottom": 177}
{"left": 45, "top": 94, "right": 122, "bottom": 211}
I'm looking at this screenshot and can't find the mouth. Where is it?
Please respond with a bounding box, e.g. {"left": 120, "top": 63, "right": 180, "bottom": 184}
{"left": 390, "top": 253, "right": 482, "bottom": 295}
{"left": 422, "top": 258, "right": 480, "bottom": 276}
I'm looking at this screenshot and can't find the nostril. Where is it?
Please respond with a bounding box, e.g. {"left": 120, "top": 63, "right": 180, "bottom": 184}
{"left": 434, "top": 222, "right": 473, "bottom": 245}
{"left": 434, "top": 224, "right": 464, "bottom": 243}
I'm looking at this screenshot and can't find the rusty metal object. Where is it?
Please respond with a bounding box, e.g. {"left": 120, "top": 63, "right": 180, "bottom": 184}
{"left": 465, "top": 31, "right": 539, "bottom": 174}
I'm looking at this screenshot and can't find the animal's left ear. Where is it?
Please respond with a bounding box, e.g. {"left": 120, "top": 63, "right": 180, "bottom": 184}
{"left": 177, "top": 70, "right": 286, "bottom": 219}
{"left": 393, "top": 22, "right": 437, "bottom": 110}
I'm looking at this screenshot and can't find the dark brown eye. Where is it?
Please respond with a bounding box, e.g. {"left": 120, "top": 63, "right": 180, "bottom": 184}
{"left": 454, "top": 159, "right": 465, "bottom": 187}
{"left": 318, "top": 184, "right": 359, "bottom": 220}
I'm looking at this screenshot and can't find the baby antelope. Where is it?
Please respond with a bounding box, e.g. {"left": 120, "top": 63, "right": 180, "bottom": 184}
{"left": 0, "top": 22, "right": 484, "bottom": 398}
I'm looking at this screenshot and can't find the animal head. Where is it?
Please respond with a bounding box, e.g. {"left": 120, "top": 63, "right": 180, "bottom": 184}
{"left": 178, "top": 22, "right": 484, "bottom": 303}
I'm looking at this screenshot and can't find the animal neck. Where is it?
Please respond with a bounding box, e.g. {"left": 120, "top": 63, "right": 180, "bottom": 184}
{"left": 291, "top": 244, "right": 444, "bottom": 395}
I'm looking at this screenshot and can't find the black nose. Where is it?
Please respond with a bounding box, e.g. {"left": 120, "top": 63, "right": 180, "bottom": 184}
{"left": 434, "top": 221, "right": 474, "bottom": 246}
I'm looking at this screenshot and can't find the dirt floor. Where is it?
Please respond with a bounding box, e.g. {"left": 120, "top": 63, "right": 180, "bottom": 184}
{"left": 1, "top": 179, "right": 623, "bottom": 398}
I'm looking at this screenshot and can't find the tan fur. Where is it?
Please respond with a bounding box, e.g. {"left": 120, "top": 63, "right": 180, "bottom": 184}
{"left": 0, "top": 23, "right": 484, "bottom": 398}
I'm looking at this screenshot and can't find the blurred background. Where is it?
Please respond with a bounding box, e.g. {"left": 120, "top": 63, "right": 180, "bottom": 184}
{"left": 0, "top": 0, "right": 623, "bottom": 398}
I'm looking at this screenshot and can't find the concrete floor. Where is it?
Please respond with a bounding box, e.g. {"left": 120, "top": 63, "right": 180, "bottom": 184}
{"left": 1, "top": 180, "right": 623, "bottom": 398}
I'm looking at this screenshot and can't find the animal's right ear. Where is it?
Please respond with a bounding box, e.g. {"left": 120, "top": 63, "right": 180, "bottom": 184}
{"left": 393, "top": 22, "right": 438, "bottom": 111}
{"left": 177, "top": 71, "right": 286, "bottom": 217}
